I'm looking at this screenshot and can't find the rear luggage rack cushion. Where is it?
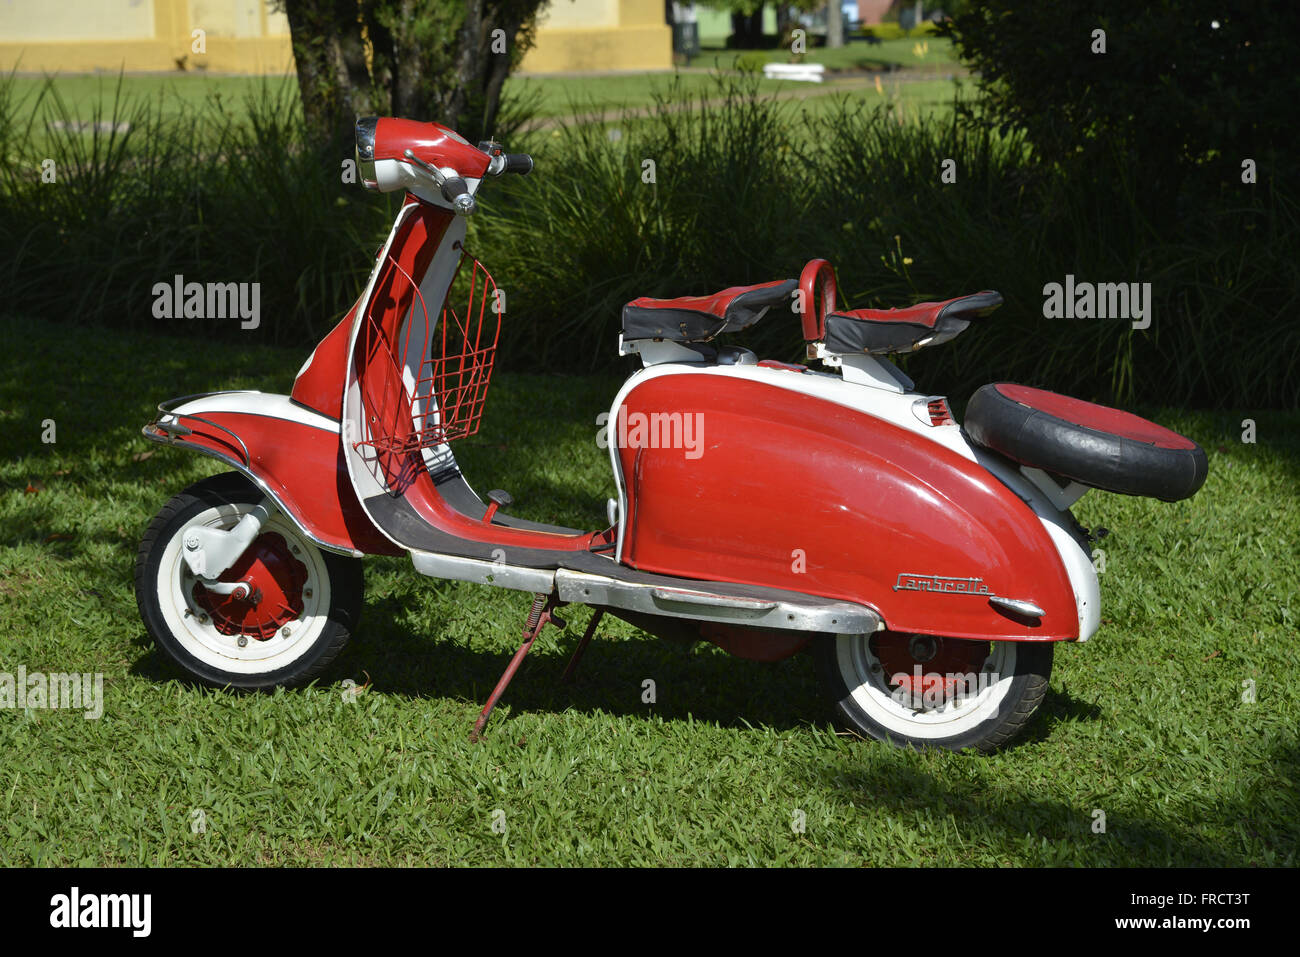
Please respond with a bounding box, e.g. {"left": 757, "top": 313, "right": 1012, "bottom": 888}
{"left": 964, "top": 383, "right": 1208, "bottom": 502}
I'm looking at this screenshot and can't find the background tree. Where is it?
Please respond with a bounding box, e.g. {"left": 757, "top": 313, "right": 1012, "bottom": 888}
{"left": 697, "top": 0, "right": 823, "bottom": 49}
{"left": 727, "top": 0, "right": 767, "bottom": 49}
{"left": 273, "top": 0, "right": 546, "bottom": 150}
{"left": 942, "top": 0, "right": 1299, "bottom": 212}
{"left": 825, "top": 1, "right": 843, "bottom": 49}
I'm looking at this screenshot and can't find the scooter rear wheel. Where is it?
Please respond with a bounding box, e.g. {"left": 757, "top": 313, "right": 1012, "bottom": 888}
{"left": 135, "top": 472, "right": 363, "bottom": 690}
{"left": 814, "top": 632, "right": 1052, "bottom": 753}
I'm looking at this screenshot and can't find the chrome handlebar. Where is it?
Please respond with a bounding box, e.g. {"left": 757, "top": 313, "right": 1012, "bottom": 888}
{"left": 403, "top": 149, "right": 477, "bottom": 215}
{"left": 402, "top": 145, "right": 533, "bottom": 217}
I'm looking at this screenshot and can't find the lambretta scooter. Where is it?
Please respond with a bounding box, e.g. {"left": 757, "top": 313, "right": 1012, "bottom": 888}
{"left": 134, "top": 116, "right": 1208, "bottom": 753}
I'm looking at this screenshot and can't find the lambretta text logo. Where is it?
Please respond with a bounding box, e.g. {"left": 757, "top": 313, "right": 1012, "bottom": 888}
{"left": 894, "top": 573, "right": 992, "bottom": 596}
{"left": 595, "top": 409, "right": 704, "bottom": 460}
{"left": 50, "top": 887, "right": 151, "bottom": 937}
{"left": 1042, "top": 274, "right": 1151, "bottom": 330}
{"left": 152, "top": 274, "right": 261, "bottom": 329}
{"left": 0, "top": 667, "right": 103, "bottom": 719}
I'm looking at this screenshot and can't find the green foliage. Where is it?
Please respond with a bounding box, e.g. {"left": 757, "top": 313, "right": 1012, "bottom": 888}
{"left": 474, "top": 77, "right": 1298, "bottom": 408}
{"left": 273, "top": 0, "right": 544, "bottom": 145}
{"left": 1, "top": 71, "right": 1295, "bottom": 408}
{"left": 0, "top": 74, "right": 394, "bottom": 346}
{"left": 695, "top": 0, "right": 767, "bottom": 15}
{"left": 943, "top": 1, "right": 1300, "bottom": 207}
{"left": 859, "top": 20, "right": 941, "bottom": 41}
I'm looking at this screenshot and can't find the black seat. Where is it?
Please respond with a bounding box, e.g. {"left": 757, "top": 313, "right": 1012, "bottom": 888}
{"left": 622, "top": 280, "right": 796, "bottom": 342}
{"left": 824, "top": 290, "right": 1002, "bottom": 354}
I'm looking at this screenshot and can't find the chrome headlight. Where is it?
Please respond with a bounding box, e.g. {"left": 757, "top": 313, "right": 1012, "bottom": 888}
{"left": 355, "top": 116, "right": 378, "bottom": 191}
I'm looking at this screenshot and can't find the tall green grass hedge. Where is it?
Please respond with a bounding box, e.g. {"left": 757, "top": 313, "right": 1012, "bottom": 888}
{"left": 2, "top": 72, "right": 1294, "bottom": 408}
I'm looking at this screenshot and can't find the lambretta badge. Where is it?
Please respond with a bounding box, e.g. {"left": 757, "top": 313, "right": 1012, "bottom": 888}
{"left": 894, "top": 573, "right": 993, "bottom": 596}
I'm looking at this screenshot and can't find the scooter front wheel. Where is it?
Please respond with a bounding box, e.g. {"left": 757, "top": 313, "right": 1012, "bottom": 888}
{"left": 814, "top": 632, "right": 1052, "bottom": 753}
{"left": 134, "top": 472, "right": 363, "bottom": 690}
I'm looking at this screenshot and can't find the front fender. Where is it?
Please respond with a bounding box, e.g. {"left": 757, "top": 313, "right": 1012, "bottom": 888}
{"left": 143, "top": 391, "right": 400, "bottom": 557}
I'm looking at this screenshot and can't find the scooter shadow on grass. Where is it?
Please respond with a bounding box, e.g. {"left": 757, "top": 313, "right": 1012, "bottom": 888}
{"left": 128, "top": 619, "right": 827, "bottom": 733}
{"left": 127, "top": 596, "right": 1105, "bottom": 743}
{"left": 800, "top": 740, "right": 1300, "bottom": 867}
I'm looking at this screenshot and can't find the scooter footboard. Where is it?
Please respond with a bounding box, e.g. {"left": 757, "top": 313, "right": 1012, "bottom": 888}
{"left": 143, "top": 391, "right": 400, "bottom": 557}
{"left": 553, "top": 568, "right": 882, "bottom": 635}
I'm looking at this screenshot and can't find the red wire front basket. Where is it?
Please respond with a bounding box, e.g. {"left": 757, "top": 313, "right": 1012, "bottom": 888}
{"left": 353, "top": 241, "right": 501, "bottom": 460}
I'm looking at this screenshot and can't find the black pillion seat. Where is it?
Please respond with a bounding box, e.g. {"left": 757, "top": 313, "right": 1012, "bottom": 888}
{"left": 823, "top": 290, "right": 1003, "bottom": 355}
{"left": 622, "top": 280, "right": 797, "bottom": 342}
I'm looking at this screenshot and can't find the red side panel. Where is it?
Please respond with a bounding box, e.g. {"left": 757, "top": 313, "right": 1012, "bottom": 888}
{"left": 290, "top": 305, "right": 356, "bottom": 421}
{"left": 615, "top": 375, "right": 1079, "bottom": 640}
{"left": 149, "top": 413, "right": 402, "bottom": 556}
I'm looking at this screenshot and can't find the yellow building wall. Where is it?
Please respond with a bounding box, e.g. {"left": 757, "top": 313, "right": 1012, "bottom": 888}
{"left": 0, "top": 0, "right": 292, "bottom": 73}
{"left": 0, "top": 0, "right": 158, "bottom": 41}
{"left": 520, "top": 0, "right": 671, "bottom": 72}
{"left": 0, "top": 0, "right": 669, "bottom": 75}
{"left": 539, "top": 0, "right": 621, "bottom": 29}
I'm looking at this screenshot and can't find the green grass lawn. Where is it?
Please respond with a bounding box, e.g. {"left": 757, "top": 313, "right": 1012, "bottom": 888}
{"left": 695, "top": 34, "right": 960, "bottom": 73}
{"left": 786, "top": 76, "right": 962, "bottom": 120}
{"left": 1, "top": 315, "right": 1296, "bottom": 866}
{"left": 510, "top": 71, "right": 728, "bottom": 119}
{"left": 6, "top": 70, "right": 722, "bottom": 126}
{"left": 4, "top": 71, "right": 297, "bottom": 123}
{"left": 524, "top": 76, "right": 963, "bottom": 142}
{"left": 6, "top": 53, "right": 962, "bottom": 135}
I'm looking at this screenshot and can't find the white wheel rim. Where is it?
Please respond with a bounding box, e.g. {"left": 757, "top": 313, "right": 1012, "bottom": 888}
{"left": 836, "top": 634, "right": 1017, "bottom": 740}
{"left": 155, "top": 502, "right": 332, "bottom": 676}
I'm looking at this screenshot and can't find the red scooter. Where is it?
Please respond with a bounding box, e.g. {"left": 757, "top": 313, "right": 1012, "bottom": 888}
{"left": 135, "top": 116, "right": 1208, "bottom": 752}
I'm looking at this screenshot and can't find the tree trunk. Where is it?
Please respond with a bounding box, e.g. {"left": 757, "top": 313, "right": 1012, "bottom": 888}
{"left": 730, "top": 7, "right": 766, "bottom": 49}
{"left": 478, "top": 21, "right": 515, "bottom": 138}
{"left": 775, "top": 3, "right": 792, "bottom": 47}
{"left": 731, "top": 11, "right": 747, "bottom": 47}
{"left": 826, "top": 0, "right": 844, "bottom": 49}
{"left": 279, "top": 0, "right": 537, "bottom": 145}
{"left": 280, "top": 0, "right": 375, "bottom": 150}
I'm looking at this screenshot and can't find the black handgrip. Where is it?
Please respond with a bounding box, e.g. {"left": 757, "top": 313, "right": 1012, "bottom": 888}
{"left": 503, "top": 153, "right": 533, "bottom": 174}
{"left": 441, "top": 176, "right": 470, "bottom": 202}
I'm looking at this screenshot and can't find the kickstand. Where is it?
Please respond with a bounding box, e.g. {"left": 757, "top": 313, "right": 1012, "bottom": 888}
{"left": 470, "top": 593, "right": 565, "bottom": 742}
{"left": 561, "top": 608, "right": 605, "bottom": 684}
